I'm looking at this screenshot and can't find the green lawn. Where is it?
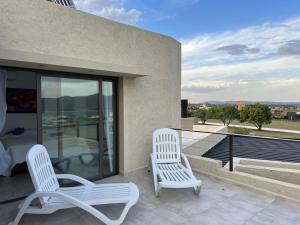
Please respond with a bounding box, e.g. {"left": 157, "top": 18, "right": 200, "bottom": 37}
{"left": 228, "top": 127, "right": 300, "bottom": 139}
{"left": 207, "top": 119, "right": 300, "bottom": 131}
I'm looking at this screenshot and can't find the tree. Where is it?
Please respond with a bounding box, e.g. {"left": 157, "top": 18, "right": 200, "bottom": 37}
{"left": 240, "top": 103, "right": 272, "bottom": 130}
{"left": 208, "top": 105, "right": 239, "bottom": 126}
{"left": 187, "top": 107, "right": 196, "bottom": 117}
{"left": 239, "top": 105, "right": 250, "bottom": 123}
{"left": 193, "top": 108, "right": 209, "bottom": 124}
{"left": 207, "top": 106, "right": 218, "bottom": 119}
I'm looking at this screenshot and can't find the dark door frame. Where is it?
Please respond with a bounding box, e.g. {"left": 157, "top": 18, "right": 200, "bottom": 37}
{"left": 36, "top": 71, "right": 119, "bottom": 181}
{"left": 0, "top": 67, "right": 119, "bottom": 199}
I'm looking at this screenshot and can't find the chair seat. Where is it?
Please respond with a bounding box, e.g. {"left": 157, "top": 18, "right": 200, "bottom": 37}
{"left": 47, "top": 182, "right": 139, "bottom": 207}
{"left": 156, "top": 163, "right": 201, "bottom": 188}
{"left": 9, "top": 145, "right": 139, "bottom": 225}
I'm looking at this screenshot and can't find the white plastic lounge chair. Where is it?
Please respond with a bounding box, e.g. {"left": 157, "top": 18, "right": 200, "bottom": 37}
{"left": 150, "top": 128, "right": 202, "bottom": 197}
{"left": 8, "top": 144, "right": 139, "bottom": 225}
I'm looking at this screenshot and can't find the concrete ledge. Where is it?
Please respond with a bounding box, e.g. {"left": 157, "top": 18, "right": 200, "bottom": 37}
{"left": 236, "top": 164, "right": 300, "bottom": 185}
{"left": 181, "top": 117, "right": 196, "bottom": 130}
{"left": 0, "top": 48, "right": 147, "bottom": 77}
{"left": 239, "top": 158, "right": 300, "bottom": 170}
{"left": 187, "top": 155, "right": 300, "bottom": 203}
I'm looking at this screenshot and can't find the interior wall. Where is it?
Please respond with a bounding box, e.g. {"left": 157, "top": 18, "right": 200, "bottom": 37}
{"left": 6, "top": 71, "right": 36, "bottom": 89}
{"left": 1, "top": 71, "right": 37, "bottom": 135}
{"left": 3, "top": 115, "right": 37, "bottom": 134}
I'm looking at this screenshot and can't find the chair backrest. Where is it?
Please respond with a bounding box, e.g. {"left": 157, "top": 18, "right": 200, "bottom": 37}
{"left": 26, "top": 144, "right": 59, "bottom": 204}
{"left": 152, "top": 128, "right": 181, "bottom": 164}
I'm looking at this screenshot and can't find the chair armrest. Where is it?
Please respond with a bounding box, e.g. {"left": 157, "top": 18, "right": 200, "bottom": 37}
{"left": 150, "top": 154, "right": 158, "bottom": 176}
{"left": 56, "top": 174, "right": 94, "bottom": 186}
{"left": 150, "top": 153, "right": 160, "bottom": 194}
{"left": 181, "top": 153, "right": 193, "bottom": 173}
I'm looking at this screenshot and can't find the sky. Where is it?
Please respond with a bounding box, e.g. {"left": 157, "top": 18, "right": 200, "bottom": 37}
{"left": 74, "top": 0, "right": 300, "bottom": 103}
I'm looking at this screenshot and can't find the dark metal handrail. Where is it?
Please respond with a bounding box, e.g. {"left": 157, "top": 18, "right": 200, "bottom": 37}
{"left": 172, "top": 128, "right": 300, "bottom": 142}
{"left": 172, "top": 127, "right": 300, "bottom": 172}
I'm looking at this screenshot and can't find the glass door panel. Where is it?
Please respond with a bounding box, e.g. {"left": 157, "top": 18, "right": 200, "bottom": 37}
{"left": 41, "top": 76, "right": 101, "bottom": 180}
{"left": 102, "top": 81, "right": 116, "bottom": 176}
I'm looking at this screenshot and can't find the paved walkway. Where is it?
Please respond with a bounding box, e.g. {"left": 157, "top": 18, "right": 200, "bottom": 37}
{"left": 2, "top": 169, "right": 300, "bottom": 225}
{"left": 206, "top": 122, "right": 300, "bottom": 134}
{"left": 182, "top": 126, "right": 227, "bottom": 156}
{"left": 183, "top": 133, "right": 227, "bottom": 156}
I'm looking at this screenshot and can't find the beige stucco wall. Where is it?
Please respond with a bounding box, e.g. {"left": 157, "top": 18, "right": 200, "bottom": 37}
{"left": 0, "top": 0, "right": 181, "bottom": 173}
{"left": 181, "top": 117, "right": 196, "bottom": 130}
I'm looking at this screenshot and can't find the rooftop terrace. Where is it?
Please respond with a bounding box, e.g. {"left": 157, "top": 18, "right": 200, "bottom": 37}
{"left": 2, "top": 169, "right": 300, "bottom": 225}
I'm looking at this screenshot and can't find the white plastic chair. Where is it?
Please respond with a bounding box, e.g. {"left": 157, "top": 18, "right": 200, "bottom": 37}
{"left": 150, "top": 128, "right": 202, "bottom": 197}
{"left": 8, "top": 144, "right": 139, "bottom": 225}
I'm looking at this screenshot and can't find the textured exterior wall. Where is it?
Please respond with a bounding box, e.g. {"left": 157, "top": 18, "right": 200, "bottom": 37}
{"left": 0, "top": 0, "right": 181, "bottom": 173}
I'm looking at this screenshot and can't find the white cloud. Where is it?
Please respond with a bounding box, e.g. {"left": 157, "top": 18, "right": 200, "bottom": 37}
{"left": 182, "top": 80, "right": 237, "bottom": 93}
{"left": 73, "top": 0, "right": 141, "bottom": 24}
{"left": 182, "top": 79, "right": 300, "bottom": 103}
{"left": 182, "top": 18, "right": 300, "bottom": 59}
{"left": 96, "top": 7, "right": 140, "bottom": 23}
{"left": 181, "top": 16, "right": 300, "bottom": 103}
{"left": 183, "top": 56, "right": 300, "bottom": 81}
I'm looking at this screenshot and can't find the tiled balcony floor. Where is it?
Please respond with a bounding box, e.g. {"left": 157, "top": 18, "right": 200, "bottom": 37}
{"left": 1, "top": 169, "right": 300, "bottom": 225}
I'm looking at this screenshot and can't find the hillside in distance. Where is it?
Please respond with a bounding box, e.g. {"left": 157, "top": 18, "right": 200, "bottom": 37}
{"left": 190, "top": 101, "right": 300, "bottom": 107}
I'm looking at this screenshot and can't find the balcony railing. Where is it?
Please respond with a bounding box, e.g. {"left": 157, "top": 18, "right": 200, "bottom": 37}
{"left": 173, "top": 128, "right": 300, "bottom": 171}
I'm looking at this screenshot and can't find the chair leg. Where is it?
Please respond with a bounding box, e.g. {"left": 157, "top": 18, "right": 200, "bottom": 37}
{"left": 112, "top": 202, "right": 135, "bottom": 225}
{"left": 67, "top": 199, "right": 136, "bottom": 225}
{"left": 9, "top": 191, "right": 137, "bottom": 225}
{"left": 155, "top": 184, "right": 161, "bottom": 197}
{"left": 147, "top": 157, "right": 151, "bottom": 173}
{"left": 8, "top": 195, "right": 34, "bottom": 225}
{"left": 194, "top": 185, "right": 201, "bottom": 196}
{"left": 155, "top": 189, "right": 160, "bottom": 197}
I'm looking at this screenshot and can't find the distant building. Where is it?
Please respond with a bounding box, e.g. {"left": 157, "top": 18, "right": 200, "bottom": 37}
{"left": 271, "top": 108, "right": 287, "bottom": 119}
{"left": 287, "top": 112, "right": 300, "bottom": 121}
{"left": 235, "top": 101, "right": 246, "bottom": 111}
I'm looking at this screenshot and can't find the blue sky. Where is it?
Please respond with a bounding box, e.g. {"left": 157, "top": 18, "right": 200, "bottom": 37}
{"left": 74, "top": 0, "right": 300, "bottom": 103}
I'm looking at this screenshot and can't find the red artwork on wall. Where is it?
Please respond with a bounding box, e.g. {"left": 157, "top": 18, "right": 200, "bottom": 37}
{"left": 6, "top": 88, "right": 37, "bottom": 113}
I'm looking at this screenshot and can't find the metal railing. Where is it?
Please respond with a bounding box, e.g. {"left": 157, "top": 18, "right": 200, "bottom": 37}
{"left": 172, "top": 128, "right": 300, "bottom": 172}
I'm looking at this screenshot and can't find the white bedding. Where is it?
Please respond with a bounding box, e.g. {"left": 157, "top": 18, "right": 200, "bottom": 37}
{"left": 1, "top": 131, "right": 99, "bottom": 176}
{"left": 0, "top": 141, "right": 12, "bottom": 176}
{"left": 1, "top": 132, "right": 37, "bottom": 176}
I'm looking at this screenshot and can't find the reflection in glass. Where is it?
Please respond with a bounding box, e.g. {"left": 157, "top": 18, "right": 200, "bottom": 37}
{"left": 41, "top": 76, "right": 100, "bottom": 180}
{"left": 102, "top": 81, "right": 115, "bottom": 175}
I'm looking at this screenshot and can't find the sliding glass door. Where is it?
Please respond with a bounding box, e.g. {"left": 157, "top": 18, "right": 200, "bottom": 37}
{"left": 0, "top": 68, "right": 117, "bottom": 204}
{"left": 40, "top": 75, "right": 117, "bottom": 180}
